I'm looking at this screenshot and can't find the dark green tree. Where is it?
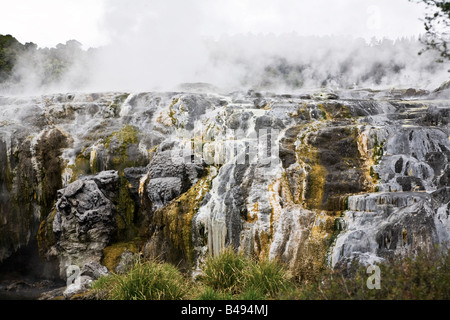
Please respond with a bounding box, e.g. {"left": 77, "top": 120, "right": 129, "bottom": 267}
{"left": 0, "top": 34, "right": 89, "bottom": 89}
{"left": 0, "top": 34, "right": 28, "bottom": 82}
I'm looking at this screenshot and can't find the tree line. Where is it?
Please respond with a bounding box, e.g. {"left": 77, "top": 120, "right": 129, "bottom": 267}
{"left": 0, "top": 34, "right": 89, "bottom": 91}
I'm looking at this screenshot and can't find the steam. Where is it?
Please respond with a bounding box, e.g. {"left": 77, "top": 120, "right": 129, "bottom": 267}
{"left": 203, "top": 34, "right": 449, "bottom": 92}
{"left": 7, "top": 41, "right": 92, "bottom": 95}
{"left": 2, "top": 0, "right": 450, "bottom": 95}
{"left": 86, "top": 0, "right": 209, "bottom": 92}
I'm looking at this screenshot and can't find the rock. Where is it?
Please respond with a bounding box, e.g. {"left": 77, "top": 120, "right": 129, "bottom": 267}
{"left": 148, "top": 150, "right": 188, "bottom": 179}
{"left": 88, "top": 170, "right": 120, "bottom": 201}
{"left": 0, "top": 90, "right": 449, "bottom": 284}
{"left": 80, "top": 260, "right": 110, "bottom": 280}
{"left": 254, "top": 115, "right": 285, "bottom": 131}
{"left": 63, "top": 275, "right": 93, "bottom": 299}
{"left": 146, "top": 149, "right": 205, "bottom": 209}
{"left": 312, "top": 91, "right": 339, "bottom": 100}
{"left": 38, "top": 287, "right": 65, "bottom": 300}
{"left": 124, "top": 167, "right": 148, "bottom": 193}
{"left": 115, "top": 249, "right": 137, "bottom": 274}
{"left": 254, "top": 98, "right": 268, "bottom": 109}
{"left": 347, "top": 192, "right": 431, "bottom": 212}
{"left": 433, "top": 80, "right": 450, "bottom": 93}
{"left": 439, "top": 165, "right": 450, "bottom": 188}
{"left": 147, "top": 177, "right": 185, "bottom": 208}
{"left": 396, "top": 176, "right": 425, "bottom": 191}
{"left": 59, "top": 262, "right": 110, "bottom": 299}
{"left": 402, "top": 88, "right": 429, "bottom": 98}
{"left": 420, "top": 106, "right": 449, "bottom": 126}
{"left": 167, "top": 94, "right": 211, "bottom": 130}
{"left": 5, "top": 280, "right": 32, "bottom": 291}
{"left": 431, "top": 187, "right": 450, "bottom": 206}
{"left": 51, "top": 173, "right": 118, "bottom": 278}
{"left": 331, "top": 191, "right": 447, "bottom": 268}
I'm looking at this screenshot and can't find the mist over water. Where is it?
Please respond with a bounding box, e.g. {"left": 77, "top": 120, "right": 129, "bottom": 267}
{"left": 2, "top": 0, "right": 449, "bottom": 95}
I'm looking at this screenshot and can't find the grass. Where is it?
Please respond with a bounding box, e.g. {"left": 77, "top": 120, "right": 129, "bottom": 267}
{"left": 195, "top": 247, "right": 293, "bottom": 299}
{"left": 90, "top": 247, "right": 450, "bottom": 300}
{"left": 91, "top": 258, "right": 188, "bottom": 300}
{"left": 242, "top": 258, "right": 292, "bottom": 298}
{"left": 92, "top": 247, "right": 293, "bottom": 300}
{"left": 298, "top": 248, "right": 450, "bottom": 300}
{"left": 196, "top": 287, "right": 234, "bottom": 300}
{"left": 198, "top": 247, "right": 250, "bottom": 294}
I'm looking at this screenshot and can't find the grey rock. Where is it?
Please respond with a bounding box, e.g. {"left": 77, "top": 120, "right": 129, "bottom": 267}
{"left": 80, "top": 260, "right": 110, "bottom": 280}
{"left": 148, "top": 150, "right": 187, "bottom": 179}
{"left": 124, "top": 166, "right": 149, "bottom": 203}
{"left": 147, "top": 177, "right": 184, "bottom": 208}
{"left": 63, "top": 275, "right": 93, "bottom": 299}
{"left": 115, "top": 249, "right": 138, "bottom": 274}
{"left": 52, "top": 173, "right": 118, "bottom": 278}
{"left": 331, "top": 191, "right": 448, "bottom": 268}
{"left": 431, "top": 187, "right": 450, "bottom": 207}
{"left": 254, "top": 98, "right": 268, "bottom": 109}
{"left": 0, "top": 90, "right": 449, "bottom": 282}
{"left": 38, "top": 287, "right": 66, "bottom": 300}
{"left": 254, "top": 115, "right": 286, "bottom": 131}
{"left": 146, "top": 148, "right": 205, "bottom": 209}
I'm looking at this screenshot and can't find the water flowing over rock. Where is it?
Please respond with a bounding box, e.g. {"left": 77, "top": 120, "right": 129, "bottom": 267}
{"left": 0, "top": 86, "right": 449, "bottom": 290}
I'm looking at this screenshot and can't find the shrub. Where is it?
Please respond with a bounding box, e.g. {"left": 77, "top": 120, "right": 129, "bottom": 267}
{"left": 196, "top": 287, "right": 234, "bottom": 300}
{"left": 237, "top": 287, "right": 266, "bottom": 300}
{"left": 92, "top": 247, "right": 449, "bottom": 300}
{"left": 199, "top": 247, "right": 249, "bottom": 294}
{"left": 91, "top": 258, "right": 187, "bottom": 300}
{"left": 243, "top": 258, "right": 292, "bottom": 298}
{"left": 299, "top": 249, "right": 450, "bottom": 300}
{"left": 197, "top": 247, "right": 293, "bottom": 299}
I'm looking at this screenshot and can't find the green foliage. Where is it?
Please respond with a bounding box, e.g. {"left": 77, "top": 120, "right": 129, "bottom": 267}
{"left": 237, "top": 287, "right": 266, "bottom": 300}
{"left": 197, "top": 247, "right": 293, "bottom": 299}
{"left": 0, "top": 34, "right": 28, "bottom": 81}
{"left": 92, "top": 247, "right": 294, "bottom": 300}
{"left": 199, "top": 247, "right": 250, "bottom": 294}
{"left": 0, "top": 33, "right": 87, "bottom": 88}
{"left": 243, "top": 258, "right": 292, "bottom": 298}
{"left": 90, "top": 273, "right": 118, "bottom": 300}
{"left": 91, "top": 247, "right": 449, "bottom": 300}
{"left": 196, "top": 287, "right": 234, "bottom": 300}
{"left": 299, "top": 249, "right": 450, "bottom": 300}
{"left": 91, "top": 258, "right": 188, "bottom": 300}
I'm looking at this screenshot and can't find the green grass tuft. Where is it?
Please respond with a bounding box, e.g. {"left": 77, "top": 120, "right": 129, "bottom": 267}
{"left": 91, "top": 258, "right": 188, "bottom": 300}
{"left": 196, "top": 247, "right": 293, "bottom": 299}
{"left": 243, "top": 258, "right": 292, "bottom": 298}
{"left": 198, "top": 247, "right": 249, "bottom": 294}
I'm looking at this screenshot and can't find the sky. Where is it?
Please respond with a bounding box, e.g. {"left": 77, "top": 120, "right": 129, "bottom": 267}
{"left": 0, "top": 0, "right": 428, "bottom": 49}
{"left": 3, "top": 0, "right": 446, "bottom": 93}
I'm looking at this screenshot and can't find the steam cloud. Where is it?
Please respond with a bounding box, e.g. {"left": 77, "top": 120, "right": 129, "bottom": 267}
{"left": 2, "top": 0, "right": 450, "bottom": 95}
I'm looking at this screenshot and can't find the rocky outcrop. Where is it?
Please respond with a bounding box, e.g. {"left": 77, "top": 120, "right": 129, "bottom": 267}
{"left": 146, "top": 147, "right": 206, "bottom": 209}
{"left": 330, "top": 191, "right": 447, "bottom": 268}
{"left": 45, "top": 171, "right": 118, "bottom": 278}
{"left": 0, "top": 87, "right": 449, "bottom": 292}
{"left": 63, "top": 261, "right": 110, "bottom": 299}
